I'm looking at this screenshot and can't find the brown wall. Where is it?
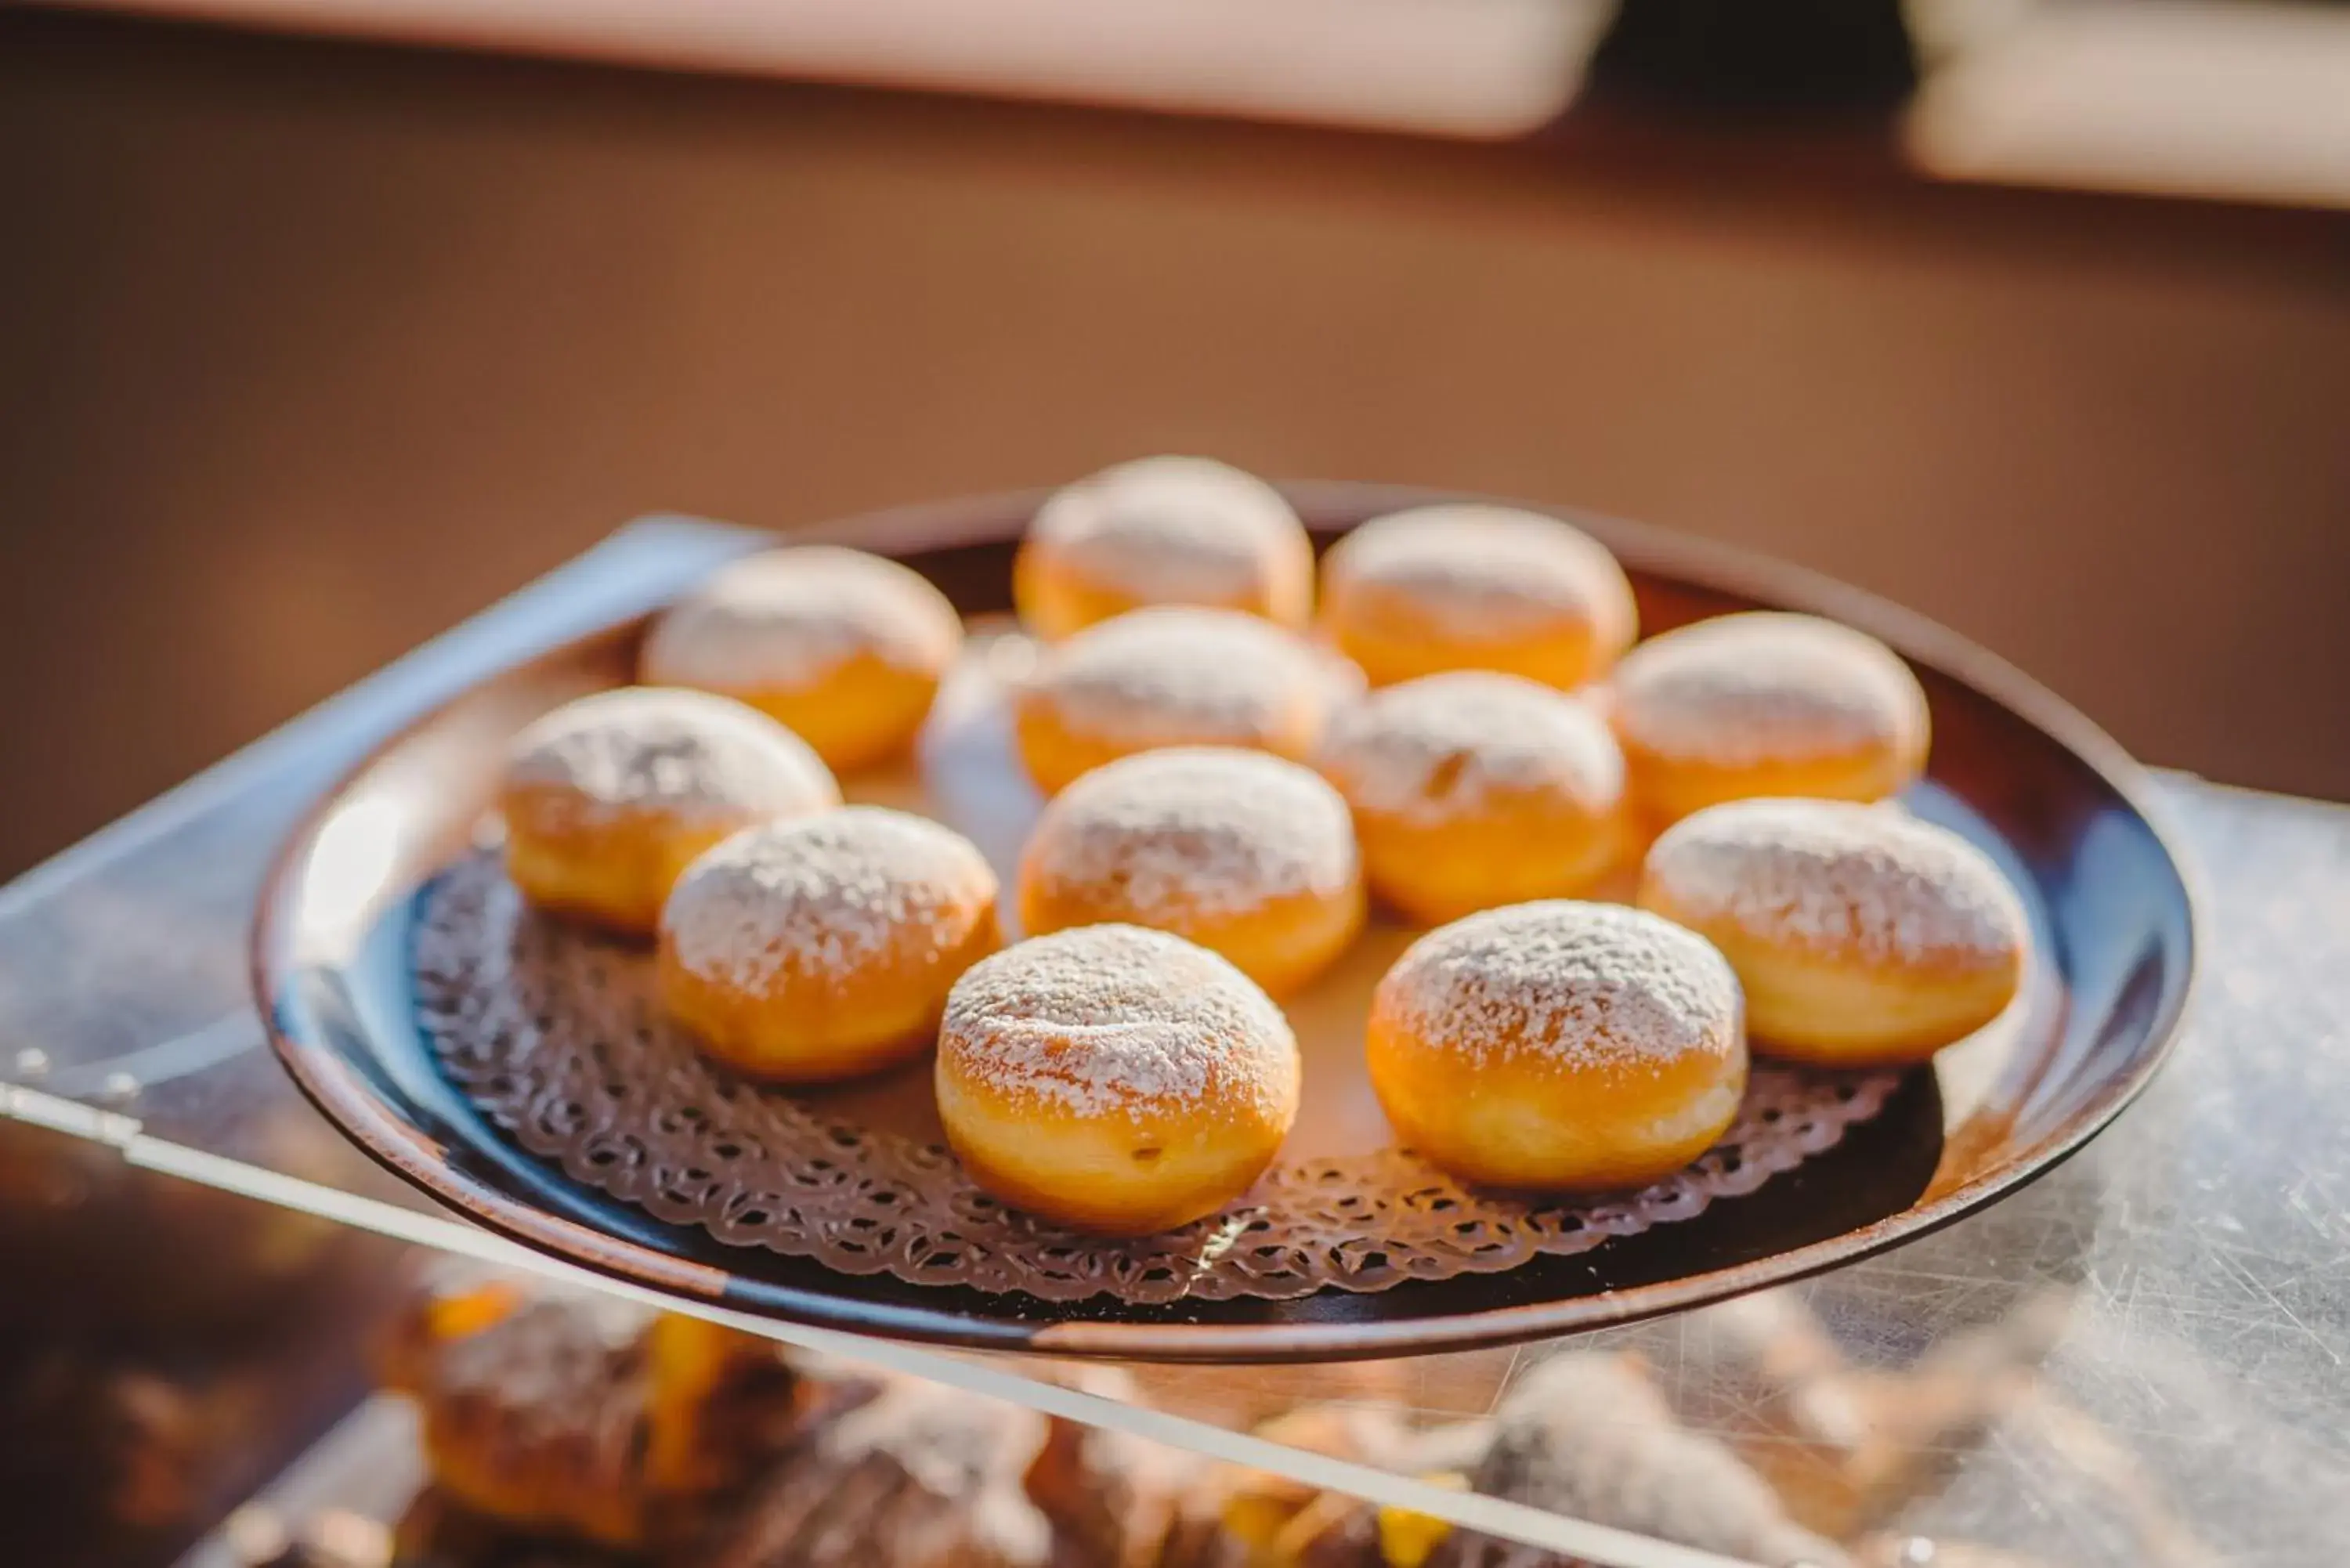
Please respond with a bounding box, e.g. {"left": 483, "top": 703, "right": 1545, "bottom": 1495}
{"left": 3, "top": 13, "right": 2347, "bottom": 878}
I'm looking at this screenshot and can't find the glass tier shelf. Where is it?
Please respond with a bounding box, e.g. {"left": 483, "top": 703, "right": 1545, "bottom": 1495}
{"left": 5, "top": 522, "right": 2345, "bottom": 1568}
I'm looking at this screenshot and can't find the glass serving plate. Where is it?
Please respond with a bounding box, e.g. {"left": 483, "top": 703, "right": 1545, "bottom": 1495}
{"left": 255, "top": 485, "right": 2190, "bottom": 1362}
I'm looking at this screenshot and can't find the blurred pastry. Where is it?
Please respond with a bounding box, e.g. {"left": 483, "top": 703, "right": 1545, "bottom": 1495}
{"left": 1608, "top": 611, "right": 1929, "bottom": 824}
{"left": 1430, "top": 1353, "right": 1845, "bottom": 1568}
{"left": 1016, "top": 456, "right": 1314, "bottom": 640}
{"left": 1014, "top": 606, "right": 1359, "bottom": 795}
{"left": 1367, "top": 901, "right": 1745, "bottom": 1191}
{"left": 1023, "top": 1367, "right": 1195, "bottom": 1568}
{"left": 1314, "top": 671, "right": 1629, "bottom": 924}
{"left": 1017, "top": 747, "right": 1365, "bottom": 994}
{"left": 1160, "top": 1407, "right": 1413, "bottom": 1568}
{"left": 660, "top": 807, "right": 1000, "bottom": 1082}
{"left": 498, "top": 687, "right": 839, "bottom": 935}
{"left": 1318, "top": 504, "right": 1636, "bottom": 690}
{"left": 936, "top": 925, "right": 1301, "bottom": 1235}
{"left": 1640, "top": 797, "right": 2026, "bottom": 1065}
{"left": 641, "top": 546, "right": 962, "bottom": 771}
{"left": 379, "top": 1277, "right": 832, "bottom": 1551}
{"left": 686, "top": 1379, "right": 1057, "bottom": 1568}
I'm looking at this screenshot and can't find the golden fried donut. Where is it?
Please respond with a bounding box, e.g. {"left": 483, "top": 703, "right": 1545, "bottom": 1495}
{"left": 498, "top": 687, "right": 841, "bottom": 936}
{"left": 640, "top": 547, "right": 963, "bottom": 772}
{"left": 1368, "top": 901, "right": 1746, "bottom": 1191}
{"left": 1014, "top": 456, "right": 1314, "bottom": 640}
{"left": 1607, "top": 612, "right": 1929, "bottom": 825}
{"left": 1314, "top": 671, "right": 1629, "bottom": 925}
{"left": 1014, "top": 606, "right": 1359, "bottom": 796}
{"left": 1638, "top": 797, "right": 2026, "bottom": 1066}
{"left": 658, "top": 806, "right": 1000, "bottom": 1082}
{"left": 936, "top": 924, "right": 1301, "bottom": 1235}
{"left": 1017, "top": 747, "right": 1364, "bottom": 995}
{"left": 1318, "top": 505, "right": 1637, "bottom": 690}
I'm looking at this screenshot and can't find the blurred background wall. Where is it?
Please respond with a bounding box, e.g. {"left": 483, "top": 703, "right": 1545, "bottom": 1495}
{"left": 2, "top": 6, "right": 2347, "bottom": 880}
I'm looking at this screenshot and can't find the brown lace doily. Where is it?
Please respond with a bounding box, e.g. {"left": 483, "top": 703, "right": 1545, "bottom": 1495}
{"left": 416, "top": 848, "right": 1896, "bottom": 1304}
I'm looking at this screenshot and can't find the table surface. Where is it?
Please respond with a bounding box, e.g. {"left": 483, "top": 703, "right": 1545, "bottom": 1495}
{"left": 3, "top": 522, "right": 2344, "bottom": 1568}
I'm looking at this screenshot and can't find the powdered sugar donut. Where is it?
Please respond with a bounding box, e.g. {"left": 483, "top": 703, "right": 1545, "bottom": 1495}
{"left": 658, "top": 807, "right": 999, "bottom": 1082}
{"left": 1314, "top": 671, "right": 1629, "bottom": 924}
{"left": 1608, "top": 612, "right": 1929, "bottom": 824}
{"left": 1015, "top": 457, "right": 1314, "bottom": 640}
{"left": 1013, "top": 606, "right": 1360, "bottom": 796}
{"left": 1639, "top": 797, "right": 2026, "bottom": 1066}
{"left": 1367, "top": 901, "right": 1746, "bottom": 1191}
{"left": 641, "top": 547, "right": 963, "bottom": 771}
{"left": 1016, "top": 748, "right": 1364, "bottom": 995}
{"left": 498, "top": 687, "right": 841, "bottom": 935}
{"left": 1318, "top": 505, "right": 1637, "bottom": 690}
{"left": 936, "top": 924, "right": 1301, "bottom": 1235}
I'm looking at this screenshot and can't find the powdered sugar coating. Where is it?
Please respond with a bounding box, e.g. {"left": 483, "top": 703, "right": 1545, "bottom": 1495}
{"left": 940, "top": 925, "right": 1296, "bottom": 1120}
{"left": 1611, "top": 612, "right": 1928, "bottom": 768}
{"left": 502, "top": 687, "right": 839, "bottom": 827}
{"left": 1375, "top": 902, "right": 1742, "bottom": 1074}
{"left": 1022, "top": 749, "right": 1358, "bottom": 919}
{"left": 641, "top": 547, "right": 961, "bottom": 692}
{"left": 662, "top": 807, "right": 996, "bottom": 991}
{"left": 1316, "top": 671, "right": 1625, "bottom": 827}
{"left": 1643, "top": 799, "right": 2026, "bottom": 967}
{"left": 1325, "top": 505, "right": 1636, "bottom": 642}
{"left": 1022, "top": 606, "right": 1354, "bottom": 751}
{"left": 1029, "top": 457, "right": 1308, "bottom": 603}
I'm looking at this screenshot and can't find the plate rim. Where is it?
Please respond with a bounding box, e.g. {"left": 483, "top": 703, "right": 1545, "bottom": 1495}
{"left": 253, "top": 482, "right": 2204, "bottom": 1362}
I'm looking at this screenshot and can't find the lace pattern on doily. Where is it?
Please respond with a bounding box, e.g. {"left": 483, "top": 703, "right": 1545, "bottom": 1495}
{"left": 417, "top": 852, "right": 1899, "bottom": 1304}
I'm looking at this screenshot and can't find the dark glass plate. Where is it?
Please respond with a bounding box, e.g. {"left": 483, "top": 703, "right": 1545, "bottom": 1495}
{"left": 255, "top": 484, "right": 2196, "bottom": 1362}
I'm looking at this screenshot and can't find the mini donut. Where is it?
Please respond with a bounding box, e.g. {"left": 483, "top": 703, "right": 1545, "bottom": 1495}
{"left": 1314, "top": 671, "right": 1629, "bottom": 925}
{"left": 1014, "top": 456, "right": 1314, "bottom": 640}
{"left": 658, "top": 806, "right": 1000, "bottom": 1082}
{"left": 1638, "top": 797, "right": 2026, "bottom": 1066}
{"left": 497, "top": 687, "right": 841, "bottom": 935}
{"left": 1017, "top": 747, "right": 1364, "bottom": 995}
{"left": 1607, "top": 612, "right": 1929, "bottom": 825}
{"left": 936, "top": 923, "right": 1301, "bottom": 1235}
{"left": 1318, "top": 505, "right": 1637, "bottom": 690}
{"left": 640, "top": 547, "right": 963, "bottom": 772}
{"left": 1366, "top": 901, "right": 1747, "bottom": 1191}
{"left": 1013, "top": 606, "right": 1360, "bottom": 796}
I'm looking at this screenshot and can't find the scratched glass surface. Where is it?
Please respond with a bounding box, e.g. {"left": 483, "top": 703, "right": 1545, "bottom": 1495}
{"left": 2, "top": 522, "right": 2341, "bottom": 1568}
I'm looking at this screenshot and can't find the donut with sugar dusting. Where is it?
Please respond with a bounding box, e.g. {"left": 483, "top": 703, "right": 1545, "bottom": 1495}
{"left": 1639, "top": 797, "right": 2026, "bottom": 1066}
{"left": 1368, "top": 901, "right": 1747, "bottom": 1191}
{"left": 1013, "top": 606, "right": 1361, "bottom": 796}
{"left": 1017, "top": 747, "right": 1364, "bottom": 995}
{"left": 640, "top": 546, "right": 963, "bottom": 772}
{"left": 1318, "top": 504, "right": 1637, "bottom": 690}
{"left": 658, "top": 806, "right": 1000, "bottom": 1082}
{"left": 936, "top": 924, "right": 1301, "bottom": 1236}
{"left": 1314, "top": 671, "right": 1629, "bottom": 925}
{"left": 498, "top": 686, "right": 841, "bottom": 936}
{"left": 1014, "top": 456, "right": 1314, "bottom": 640}
{"left": 1607, "top": 612, "right": 1929, "bottom": 824}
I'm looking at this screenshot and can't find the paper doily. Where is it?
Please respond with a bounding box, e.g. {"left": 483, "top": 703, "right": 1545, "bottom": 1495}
{"left": 416, "top": 851, "right": 1900, "bottom": 1304}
